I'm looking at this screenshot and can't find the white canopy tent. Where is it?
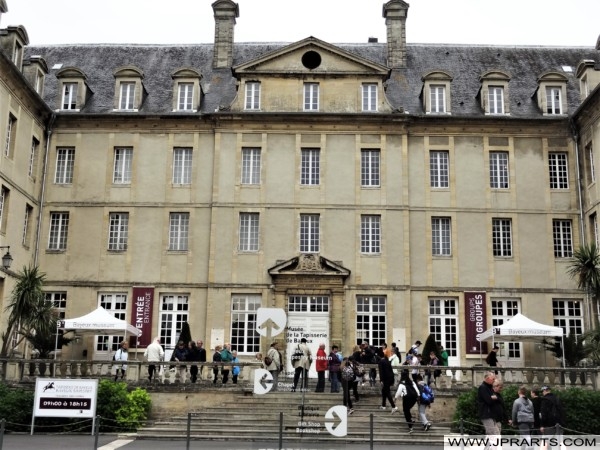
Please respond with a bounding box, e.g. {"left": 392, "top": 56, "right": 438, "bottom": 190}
{"left": 478, "top": 313, "right": 566, "bottom": 369}
{"left": 56, "top": 307, "right": 141, "bottom": 358}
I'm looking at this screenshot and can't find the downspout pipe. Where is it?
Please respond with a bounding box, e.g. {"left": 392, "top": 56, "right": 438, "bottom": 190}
{"left": 33, "top": 113, "right": 55, "bottom": 267}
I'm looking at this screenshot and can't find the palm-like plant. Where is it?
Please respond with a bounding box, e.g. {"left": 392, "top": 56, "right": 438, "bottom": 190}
{"left": 567, "top": 243, "right": 600, "bottom": 302}
{"left": 0, "top": 266, "right": 47, "bottom": 356}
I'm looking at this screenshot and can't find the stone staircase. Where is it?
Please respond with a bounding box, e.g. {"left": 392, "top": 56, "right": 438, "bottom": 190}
{"left": 137, "top": 388, "right": 455, "bottom": 445}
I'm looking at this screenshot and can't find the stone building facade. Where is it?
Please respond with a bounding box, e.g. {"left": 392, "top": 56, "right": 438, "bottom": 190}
{"left": 1, "top": 0, "right": 600, "bottom": 371}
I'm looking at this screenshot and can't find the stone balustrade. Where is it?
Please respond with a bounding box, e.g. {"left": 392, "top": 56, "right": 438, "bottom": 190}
{"left": 0, "top": 358, "right": 598, "bottom": 391}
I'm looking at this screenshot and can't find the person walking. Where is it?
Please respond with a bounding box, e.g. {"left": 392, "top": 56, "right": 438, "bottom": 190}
{"left": 389, "top": 346, "right": 401, "bottom": 385}
{"left": 540, "top": 386, "right": 565, "bottom": 439}
{"left": 416, "top": 374, "right": 433, "bottom": 431}
{"left": 291, "top": 337, "right": 312, "bottom": 392}
{"left": 439, "top": 345, "right": 449, "bottom": 367}
{"left": 512, "top": 386, "right": 535, "bottom": 449}
{"left": 395, "top": 373, "right": 420, "bottom": 432}
{"left": 315, "top": 343, "right": 327, "bottom": 392}
{"left": 486, "top": 345, "right": 500, "bottom": 374}
{"left": 427, "top": 350, "right": 441, "bottom": 386}
{"left": 530, "top": 386, "right": 542, "bottom": 434}
{"left": 113, "top": 341, "right": 129, "bottom": 381}
{"left": 477, "top": 371, "right": 501, "bottom": 438}
{"left": 379, "top": 348, "right": 398, "bottom": 413}
{"left": 266, "top": 342, "right": 282, "bottom": 391}
{"left": 144, "top": 336, "right": 164, "bottom": 382}
{"left": 340, "top": 357, "right": 355, "bottom": 415}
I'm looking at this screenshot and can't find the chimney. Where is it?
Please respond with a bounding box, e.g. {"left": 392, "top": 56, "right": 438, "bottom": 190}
{"left": 382, "top": 0, "right": 409, "bottom": 69}
{"left": 212, "top": 0, "right": 239, "bottom": 69}
{"left": 368, "top": 37, "right": 378, "bottom": 43}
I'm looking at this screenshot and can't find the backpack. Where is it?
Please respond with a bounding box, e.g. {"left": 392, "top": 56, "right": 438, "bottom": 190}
{"left": 420, "top": 384, "right": 434, "bottom": 404}
{"left": 341, "top": 364, "right": 355, "bottom": 381}
{"left": 291, "top": 345, "right": 304, "bottom": 363}
{"left": 353, "top": 362, "right": 365, "bottom": 377}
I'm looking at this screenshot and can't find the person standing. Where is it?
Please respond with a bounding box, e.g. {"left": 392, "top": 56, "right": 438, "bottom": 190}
{"left": 395, "top": 373, "right": 420, "bottom": 432}
{"left": 439, "top": 345, "right": 449, "bottom": 367}
{"left": 486, "top": 345, "right": 500, "bottom": 374}
{"left": 172, "top": 340, "right": 188, "bottom": 382}
{"left": 266, "top": 342, "right": 282, "bottom": 391}
{"left": 144, "top": 336, "right": 164, "bottom": 382}
{"left": 512, "top": 386, "right": 535, "bottom": 449}
{"left": 416, "top": 374, "right": 433, "bottom": 431}
{"left": 328, "top": 345, "right": 341, "bottom": 393}
{"left": 212, "top": 345, "right": 223, "bottom": 384}
{"left": 477, "top": 371, "right": 500, "bottom": 438}
{"left": 491, "top": 380, "right": 507, "bottom": 433}
{"left": 187, "top": 340, "right": 202, "bottom": 383}
{"left": 409, "top": 340, "right": 422, "bottom": 356}
{"left": 540, "top": 386, "right": 565, "bottom": 439}
{"left": 196, "top": 340, "right": 207, "bottom": 380}
{"left": 340, "top": 357, "right": 355, "bottom": 415}
{"left": 292, "top": 338, "right": 312, "bottom": 392}
{"left": 220, "top": 343, "right": 233, "bottom": 384}
{"left": 231, "top": 350, "right": 240, "bottom": 384}
{"left": 113, "top": 341, "right": 129, "bottom": 381}
{"left": 530, "top": 386, "right": 542, "bottom": 434}
{"left": 389, "top": 346, "right": 401, "bottom": 385}
{"left": 315, "top": 343, "right": 327, "bottom": 392}
{"left": 428, "top": 351, "right": 441, "bottom": 386}
{"left": 411, "top": 353, "right": 422, "bottom": 382}
{"left": 378, "top": 348, "right": 398, "bottom": 413}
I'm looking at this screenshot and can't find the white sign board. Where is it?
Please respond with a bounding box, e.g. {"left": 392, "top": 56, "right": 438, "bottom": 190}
{"left": 33, "top": 378, "right": 98, "bottom": 418}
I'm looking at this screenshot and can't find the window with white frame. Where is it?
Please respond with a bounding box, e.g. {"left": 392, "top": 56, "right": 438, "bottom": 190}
{"left": 5, "top": 114, "right": 16, "bottom": 157}
{"left": 300, "top": 213, "right": 320, "bottom": 253}
{"left": 361, "top": 149, "right": 380, "bottom": 187}
{"left": 177, "top": 83, "right": 194, "bottom": 111}
{"left": 108, "top": 212, "right": 129, "bottom": 251}
{"left": 48, "top": 212, "right": 69, "bottom": 250}
{"left": 304, "top": 83, "right": 319, "bottom": 111}
{"left": 546, "top": 87, "right": 562, "bottom": 115}
{"left": 231, "top": 295, "right": 261, "bottom": 354}
{"left": 429, "top": 298, "right": 458, "bottom": 357}
{"left": 45, "top": 292, "right": 67, "bottom": 320}
{"left": 0, "top": 187, "right": 7, "bottom": 233}
{"left": 239, "top": 212, "right": 259, "bottom": 252}
{"left": 492, "top": 218, "right": 512, "bottom": 257}
{"left": 159, "top": 294, "right": 189, "bottom": 350}
{"left": 430, "top": 151, "right": 449, "bottom": 188}
{"left": 62, "top": 82, "right": 78, "bottom": 110}
{"left": 96, "top": 293, "right": 127, "bottom": 352}
{"left": 430, "top": 85, "right": 446, "bottom": 113}
{"left": 119, "top": 82, "right": 136, "bottom": 110}
{"left": 288, "top": 295, "right": 330, "bottom": 313}
{"left": 432, "top": 217, "right": 451, "bottom": 256}
{"left": 301, "top": 148, "right": 320, "bottom": 185}
{"left": 491, "top": 299, "right": 521, "bottom": 358}
{"left": 362, "top": 84, "right": 377, "bottom": 112}
{"left": 241, "top": 148, "right": 261, "bottom": 185}
{"left": 585, "top": 143, "right": 595, "bottom": 185}
{"left": 22, "top": 204, "right": 33, "bottom": 247}
{"left": 169, "top": 212, "right": 189, "bottom": 251}
{"left": 552, "top": 299, "right": 583, "bottom": 336}
{"left": 113, "top": 147, "right": 132, "bottom": 184}
{"left": 549, "top": 152, "right": 569, "bottom": 189}
{"left": 489, "top": 151, "right": 509, "bottom": 189}
{"left": 29, "top": 138, "right": 39, "bottom": 178}
{"left": 488, "top": 86, "right": 504, "bottom": 114}
{"left": 361, "top": 215, "right": 381, "bottom": 254}
{"left": 245, "top": 82, "right": 260, "bottom": 110}
{"left": 356, "top": 296, "right": 386, "bottom": 347}
{"left": 54, "top": 148, "right": 75, "bottom": 184}
{"left": 173, "top": 147, "right": 192, "bottom": 184}
{"left": 553, "top": 219, "right": 573, "bottom": 258}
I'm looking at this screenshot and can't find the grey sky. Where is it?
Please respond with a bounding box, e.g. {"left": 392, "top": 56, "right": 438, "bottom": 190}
{"left": 3, "top": 0, "right": 600, "bottom": 47}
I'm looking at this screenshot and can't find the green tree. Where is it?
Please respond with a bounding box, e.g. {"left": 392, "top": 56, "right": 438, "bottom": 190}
{"left": 543, "top": 334, "right": 589, "bottom": 367}
{"left": 567, "top": 243, "right": 600, "bottom": 301}
{"left": 421, "top": 333, "right": 440, "bottom": 364}
{"left": 177, "top": 321, "right": 192, "bottom": 345}
{"left": 0, "top": 266, "right": 50, "bottom": 357}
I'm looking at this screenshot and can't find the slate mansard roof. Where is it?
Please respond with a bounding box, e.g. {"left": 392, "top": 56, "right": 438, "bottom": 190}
{"left": 26, "top": 41, "right": 600, "bottom": 118}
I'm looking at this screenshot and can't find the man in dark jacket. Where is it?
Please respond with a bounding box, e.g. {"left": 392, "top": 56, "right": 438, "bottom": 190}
{"left": 540, "top": 386, "right": 565, "bottom": 437}
{"left": 530, "top": 385, "right": 542, "bottom": 434}
{"left": 477, "top": 371, "right": 500, "bottom": 436}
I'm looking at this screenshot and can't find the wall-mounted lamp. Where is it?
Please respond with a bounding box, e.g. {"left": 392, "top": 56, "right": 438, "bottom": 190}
{"left": 0, "top": 246, "right": 13, "bottom": 270}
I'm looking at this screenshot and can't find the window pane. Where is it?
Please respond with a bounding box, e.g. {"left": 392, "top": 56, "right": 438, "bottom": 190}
{"left": 108, "top": 212, "right": 129, "bottom": 251}
{"left": 169, "top": 212, "right": 189, "bottom": 251}
{"left": 300, "top": 214, "right": 319, "bottom": 253}
{"left": 430, "top": 151, "right": 449, "bottom": 188}
{"left": 361, "top": 150, "right": 380, "bottom": 187}
{"left": 239, "top": 212, "right": 259, "bottom": 251}
{"left": 432, "top": 217, "right": 451, "bottom": 256}
{"left": 301, "top": 148, "right": 320, "bottom": 185}
{"left": 490, "top": 152, "right": 509, "bottom": 189}
{"left": 361, "top": 215, "right": 381, "bottom": 253}
{"left": 492, "top": 218, "right": 512, "bottom": 257}
{"left": 173, "top": 147, "right": 192, "bottom": 184}
{"left": 549, "top": 153, "right": 568, "bottom": 189}
{"left": 241, "top": 148, "right": 261, "bottom": 184}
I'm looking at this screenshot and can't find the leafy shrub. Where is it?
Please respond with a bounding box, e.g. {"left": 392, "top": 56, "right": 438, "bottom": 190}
{"left": 115, "top": 387, "right": 152, "bottom": 431}
{"left": 453, "top": 386, "right": 600, "bottom": 435}
{"left": 0, "top": 382, "right": 34, "bottom": 431}
{"left": 94, "top": 380, "right": 152, "bottom": 431}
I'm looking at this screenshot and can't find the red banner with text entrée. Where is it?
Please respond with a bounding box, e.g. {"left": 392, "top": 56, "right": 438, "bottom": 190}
{"left": 465, "top": 292, "right": 487, "bottom": 355}
{"left": 131, "top": 287, "right": 154, "bottom": 347}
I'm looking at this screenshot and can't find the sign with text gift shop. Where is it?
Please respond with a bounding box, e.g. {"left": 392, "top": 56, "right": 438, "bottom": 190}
{"left": 131, "top": 286, "right": 154, "bottom": 347}
{"left": 465, "top": 292, "right": 487, "bottom": 355}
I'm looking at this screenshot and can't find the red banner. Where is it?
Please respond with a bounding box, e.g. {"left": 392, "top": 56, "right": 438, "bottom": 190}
{"left": 131, "top": 287, "right": 154, "bottom": 347}
{"left": 465, "top": 292, "right": 487, "bottom": 355}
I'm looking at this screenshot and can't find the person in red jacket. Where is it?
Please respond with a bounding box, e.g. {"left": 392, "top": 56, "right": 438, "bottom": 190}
{"left": 315, "top": 343, "right": 328, "bottom": 392}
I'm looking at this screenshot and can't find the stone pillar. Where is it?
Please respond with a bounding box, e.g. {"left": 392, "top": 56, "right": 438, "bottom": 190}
{"left": 212, "top": 0, "right": 239, "bottom": 69}
{"left": 382, "top": 0, "right": 409, "bottom": 69}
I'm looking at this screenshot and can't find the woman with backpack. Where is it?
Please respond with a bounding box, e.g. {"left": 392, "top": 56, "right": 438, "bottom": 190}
{"left": 340, "top": 357, "right": 355, "bottom": 415}
{"left": 416, "top": 374, "right": 433, "bottom": 431}
{"left": 395, "top": 372, "right": 420, "bottom": 432}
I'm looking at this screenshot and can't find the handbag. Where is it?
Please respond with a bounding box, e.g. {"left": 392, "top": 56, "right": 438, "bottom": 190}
{"left": 291, "top": 345, "right": 304, "bottom": 363}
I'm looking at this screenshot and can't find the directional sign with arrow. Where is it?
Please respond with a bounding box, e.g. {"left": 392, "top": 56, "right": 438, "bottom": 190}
{"left": 324, "top": 405, "right": 348, "bottom": 437}
{"left": 256, "top": 307, "right": 287, "bottom": 338}
{"left": 253, "top": 368, "right": 274, "bottom": 395}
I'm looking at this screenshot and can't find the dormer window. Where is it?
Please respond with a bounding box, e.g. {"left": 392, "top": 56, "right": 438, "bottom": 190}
{"left": 479, "top": 71, "right": 510, "bottom": 115}
{"left": 171, "top": 68, "right": 202, "bottom": 112}
{"left": 422, "top": 71, "right": 452, "bottom": 115}
{"left": 536, "top": 72, "right": 568, "bottom": 116}
{"left": 56, "top": 67, "right": 91, "bottom": 112}
{"left": 245, "top": 81, "right": 261, "bottom": 110}
{"left": 113, "top": 66, "right": 146, "bottom": 112}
